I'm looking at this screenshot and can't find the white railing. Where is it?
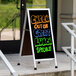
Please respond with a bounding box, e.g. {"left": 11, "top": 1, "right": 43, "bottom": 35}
{"left": 0, "top": 50, "right": 18, "bottom": 76}
{"left": 62, "top": 23, "right": 76, "bottom": 76}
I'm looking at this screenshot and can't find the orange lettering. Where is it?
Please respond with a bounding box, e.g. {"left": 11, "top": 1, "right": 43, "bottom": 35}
{"left": 43, "top": 24, "right": 48, "bottom": 29}
{"left": 31, "top": 15, "right": 50, "bottom": 24}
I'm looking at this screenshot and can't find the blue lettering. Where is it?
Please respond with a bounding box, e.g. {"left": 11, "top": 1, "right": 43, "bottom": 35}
{"left": 33, "top": 29, "right": 51, "bottom": 37}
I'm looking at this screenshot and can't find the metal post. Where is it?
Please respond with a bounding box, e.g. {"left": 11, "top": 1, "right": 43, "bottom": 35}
{"left": 71, "top": 35, "right": 74, "bottom": 76}
{"left": 61, "top": 23, "right": 76, "bottom": 76}
{"left": 20, "top": 0, "right": 26, "bottom": 39}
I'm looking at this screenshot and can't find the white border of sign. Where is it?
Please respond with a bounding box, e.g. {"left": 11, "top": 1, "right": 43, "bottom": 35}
{"left": 20, "top": 8, "right": 58, "bottom": 70}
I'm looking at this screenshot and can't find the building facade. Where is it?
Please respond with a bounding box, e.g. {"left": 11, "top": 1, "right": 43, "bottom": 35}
{"left": 57, "top": 0, "right": 76, "bottom": 51}
{"left": 0, "top": 0, "right": 75, "bottom": 54}
{"left": 47, "top": 0, "right": 76, "bottom": 51}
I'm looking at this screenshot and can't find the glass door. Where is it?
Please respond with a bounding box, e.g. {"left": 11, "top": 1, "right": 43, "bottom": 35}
{"left": 0, "top": 0, "right": 20, "bottom": 54}
{"left": 47, "top": 0, "right": 57, "bottom": 50}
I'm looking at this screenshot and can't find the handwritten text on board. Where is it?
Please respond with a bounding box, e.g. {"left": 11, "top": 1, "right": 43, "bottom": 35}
{"left": 31, "top": 15, "right": 52, "bottom": 53}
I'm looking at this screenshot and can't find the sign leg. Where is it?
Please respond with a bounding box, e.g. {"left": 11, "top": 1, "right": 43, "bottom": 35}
{"left": 71, "top": 35, "right": 74, "bottom": 76}
{"left": 37, "top": 61, "right": 40, "bottom": 64}
{"left": 34, "top": 60, "right": 37, "bottom": 70}
{"left": 54, "top": 47, "right": 58, "bottom": 68}
{"left": 55, "top": 57, "right": 58, "bottom": 68}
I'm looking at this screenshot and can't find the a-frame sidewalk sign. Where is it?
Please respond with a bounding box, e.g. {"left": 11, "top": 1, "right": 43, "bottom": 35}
{"left": 20, "top": 8, "right": 58, "bottom": 70}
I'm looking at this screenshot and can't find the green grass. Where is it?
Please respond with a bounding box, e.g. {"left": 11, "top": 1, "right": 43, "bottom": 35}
{"left": 0, "top": 0, "right": 46, "bottom": 29}
{"left": 32, "top": 0, "right": 46, "bottom": 8}
{"left": 0, "top": 3, "right": 20, "bottom": 29}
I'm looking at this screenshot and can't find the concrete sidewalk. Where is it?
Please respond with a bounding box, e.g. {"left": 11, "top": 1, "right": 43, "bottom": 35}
{"left": 0, "top": 52, "right": 76, "bottom": 76}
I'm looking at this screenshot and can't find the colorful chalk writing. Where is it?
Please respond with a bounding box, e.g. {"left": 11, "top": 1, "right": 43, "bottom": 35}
{"left": 34, "top": 37, "right": 52, "bottom": 45}
{"left": 31, "top": 15, "right": 49, "bottom": 24}
{"left": 31, "top": 14, "right": 52, "bottom": 53}
{"left": 36, "top": 46, "right": 52, "bottom": 53}
{"left": 34, "top": 24, "right": 48, "bottom": 29}
{"left": 33, "top": 29, "right": 51, "bottom": 37}
{"left": 29, "top": 10, "right": 54, "bottom": 59}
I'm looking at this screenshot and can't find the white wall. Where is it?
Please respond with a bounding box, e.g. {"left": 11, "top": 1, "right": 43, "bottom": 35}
{"left": 57, "top": 0, "right": 73, "bottom": 51}
{"left": 47, "top": 0, "right": 75, "bottom": 51}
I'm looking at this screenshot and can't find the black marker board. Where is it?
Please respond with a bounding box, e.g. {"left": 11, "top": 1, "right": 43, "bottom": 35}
{"left": 20, "top": 9, "right": 57, "bottom": 69}
{"left": 28, "top": 9, "right": 54, "bottom": 59}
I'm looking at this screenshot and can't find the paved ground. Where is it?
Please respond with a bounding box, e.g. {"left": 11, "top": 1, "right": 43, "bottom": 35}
{"left": 0, "top": 29, "right": 20, "bottom": 40}
{"left": 0, "top": 52, "right": 76, "bottom": 76}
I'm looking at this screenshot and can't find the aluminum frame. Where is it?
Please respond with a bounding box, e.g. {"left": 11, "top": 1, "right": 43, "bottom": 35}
{"left": 20, "top": 11, "right": 27, "bottom": 56}
{"left": 27, "top": 8, "right": 58, "bottom": 69}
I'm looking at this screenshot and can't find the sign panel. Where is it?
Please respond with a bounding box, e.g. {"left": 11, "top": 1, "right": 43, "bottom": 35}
{"left": 20, "top": 8, "right": 57, "bottom": 69}
{"left": 28, "top": 9, "right": 54, "bottom": 59}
